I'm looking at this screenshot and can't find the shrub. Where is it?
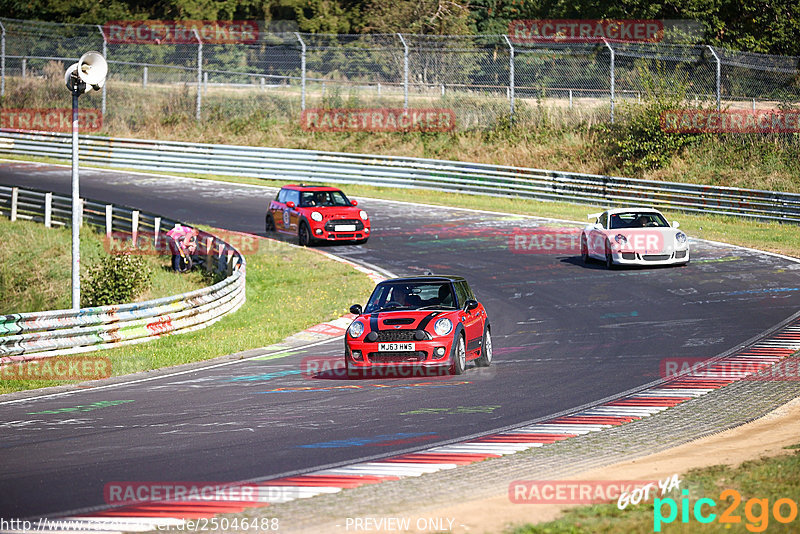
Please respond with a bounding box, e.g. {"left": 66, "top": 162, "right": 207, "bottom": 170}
{"left": 81, "top": 254, "right": 152, "bottom": 308}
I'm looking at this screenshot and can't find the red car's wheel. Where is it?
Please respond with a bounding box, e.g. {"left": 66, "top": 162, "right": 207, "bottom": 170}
{"left": 475, "top": 327, "right": 492, "bottom": 367}
{"left": 449, "top": 335, "right": 466, "bottom": 375}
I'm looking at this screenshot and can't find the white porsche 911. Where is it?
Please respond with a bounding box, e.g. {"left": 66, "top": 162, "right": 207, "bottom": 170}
{"left": 581, "top": 208, "right": 690, "bottom": 268}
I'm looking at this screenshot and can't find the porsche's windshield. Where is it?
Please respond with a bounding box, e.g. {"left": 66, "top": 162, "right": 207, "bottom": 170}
{"left": 299, "top": 190, "right": 351, "bottom": 207}
{"left": 364, "top": 282, "right": 456, "bottom": 313}
{"left": 609, "top": 212, "right": 669, "bottom": 229}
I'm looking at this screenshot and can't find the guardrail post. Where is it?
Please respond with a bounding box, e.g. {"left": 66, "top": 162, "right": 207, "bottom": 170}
{"left": 154, "top": 216, "right": 161, "bottom": 249}
{"left": 21, "top": 57, "right": 26, "bottom": 78}
{"left": 205, "top": 236, "right": 214, "bottom": 272}
{"left": 707, "top": 45, "right": 721, "bottom": 111}
{"left": 226, "top": 249, "right": 235, "bottom": 276}
{"left": 143, "top": 66, "right": 148, "bottom": 87}
{"left": 603, "top": 39, "right": 615, "bottom": 124}
{"left": 502, "top": 35, "right": 515, "bottom": 123}
{"left": 131, "top": 210, "right": 139, "bottom": 244}
{"left": 194, "top": 28, "right": 202, "bottom": 120}
{"left": 1, "top": 21, "right": 6, "bottom": 98}
{"left": 105, "top": 204, "right": 113, "bottom": 236}
{"left": 569, "top": 89, "right": 573, "bottom": 108}
{"left": 44, "top": 192, "right": 52, "bottom": 227}
{"left": 97, "top": 25, "right": 108, "bottom": 117}
{"left": 397, "top": 33, "right": 409, "bottom": 109}
{"left": 294, "top": 32, "right": 306, "bottom": 110}
{"left": 10, "top": 187, "right": 17, "bottom": 221}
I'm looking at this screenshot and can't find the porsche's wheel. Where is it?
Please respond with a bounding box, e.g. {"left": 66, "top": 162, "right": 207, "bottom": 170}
{"left": 605, "top": 242, "right": 615, "bottom": 270}
{"left": 475, "top": 327, "right": 492, "bottom": 367}
{"left": 298, "top": 222, "right": 312, "bottom": 247}
{"left": 265, "top": 213, "right": 276, "bottom": 233}
{"left": 449, "top": 335, "right": 466, "bottom": 375}
{"left": 580, "top": 235, "right": 590, "bottom": 264}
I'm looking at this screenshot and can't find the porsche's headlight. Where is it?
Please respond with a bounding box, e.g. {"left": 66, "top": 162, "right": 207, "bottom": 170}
{"left": 676, "top": 232, "right": 687, "bottom": 244}
{"left": 614, "top": 234, "right": 628, "bottom": 244}
{"left": 433, "top": 318, "right": 453, "bottom": 336}
{"left": 311, "top": 211, "right": 323, "bottom": 222}
{"left": 348, "top": 321, "right": 364, "bottom": 338}
{"left": 359, "top": 210, "right": 369, "bottom": 221}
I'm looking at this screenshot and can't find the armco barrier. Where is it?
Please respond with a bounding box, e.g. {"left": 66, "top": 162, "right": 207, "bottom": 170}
{"left": 1, "top": 130, "right": 799, "bottom": 223}
{"left": 0, "top": 185, "right": 246, "bottom": 362}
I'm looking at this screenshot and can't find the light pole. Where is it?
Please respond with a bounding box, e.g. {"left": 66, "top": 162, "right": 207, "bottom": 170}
{"left": 64, "top": 51, "right": 108, "bottom": 310}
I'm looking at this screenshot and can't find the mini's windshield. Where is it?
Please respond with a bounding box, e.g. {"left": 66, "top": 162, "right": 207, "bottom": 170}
{"left": 299, "top": 190, "right": 351, "bottom": 207}
{"left": 609, "top": 212, "right": 669, "bottom": 229}
{"left": 364, "top": 282, "right": 456, "bottom": 313}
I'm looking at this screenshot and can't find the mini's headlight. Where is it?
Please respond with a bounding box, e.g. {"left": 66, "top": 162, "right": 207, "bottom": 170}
{"left": 433, "top": 318, "right": 453, "bottom": 336}
{"left": 614, "top": 234, "right": 627, "bottom": 244}
{"left": 311, "top": 211, "right": 323, "bottom": 222}
{"left": 360, "top": 210, "right": 368, "bottom": 221}
{"left": 348, "top": 321, "right": 364, "bottom": 338}
{"left": 676, "top": 232, "right": 687, "bottom": 244}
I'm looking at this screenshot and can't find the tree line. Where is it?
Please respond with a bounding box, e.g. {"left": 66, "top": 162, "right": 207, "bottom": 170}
{"left": 1, "top": 0, "right": 798, "bottom": 56}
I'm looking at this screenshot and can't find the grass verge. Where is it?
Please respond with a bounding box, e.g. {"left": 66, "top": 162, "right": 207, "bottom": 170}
{"left": 509, "top": 443, "right": 800, "bottom": 533}
{"left": 0, "top": 224, "right": 376, "bottom": 394}
{"left": 0, "top": 217, "right": 207, "bottom": 314}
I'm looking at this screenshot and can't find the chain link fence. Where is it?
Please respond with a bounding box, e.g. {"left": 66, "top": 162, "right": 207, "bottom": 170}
{"left": 1, "top": 17, "right": 798, "bottom": 131}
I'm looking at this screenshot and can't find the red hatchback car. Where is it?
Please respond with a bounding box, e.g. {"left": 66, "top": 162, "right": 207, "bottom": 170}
{"left": 345, "top": 276, "right": 492, "bottom": 376}
{"left": 265, "top": 184, "right": 370, "bottom": 246}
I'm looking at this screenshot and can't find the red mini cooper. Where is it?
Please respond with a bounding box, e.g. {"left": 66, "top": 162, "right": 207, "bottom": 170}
{"left": 345, "top": 276, "right": 492, "bottom": 376}
{"left": 265, "top": 184, "right": 370, "bottom": 246}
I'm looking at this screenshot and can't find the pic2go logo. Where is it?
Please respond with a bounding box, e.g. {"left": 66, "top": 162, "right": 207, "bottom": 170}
{"left": 654, "top": 489, "right": 799, "bottom": 532}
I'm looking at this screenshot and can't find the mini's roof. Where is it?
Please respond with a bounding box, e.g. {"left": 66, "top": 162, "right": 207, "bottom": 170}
{"left": 378, "top": 275, "right": 467, "bottom": 284}
{"left": 281, "top": 184, "right": 343, "bottom": 192}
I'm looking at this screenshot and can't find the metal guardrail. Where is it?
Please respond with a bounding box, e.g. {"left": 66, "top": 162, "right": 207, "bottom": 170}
{"left": 0, "top": 184, "right": 246, "bottom": 361}
{"left": 1, "top": 130, "right": 799, "bottom": 224}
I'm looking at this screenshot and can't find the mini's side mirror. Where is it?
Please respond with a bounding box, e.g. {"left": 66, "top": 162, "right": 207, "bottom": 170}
{"left": 672, "top": 221, "right": 680, "bottom": 229}
{"left": 351, "top": 200, "right": 358, "bottom": 206}
{"left": 286, "top": 201, "right": 296, "bottom": 209}
{"left": 349, "top": 304, "right": 363, "bottom": 315}
{"left": 464, "top": 299, "right": 479, "bottom": 311}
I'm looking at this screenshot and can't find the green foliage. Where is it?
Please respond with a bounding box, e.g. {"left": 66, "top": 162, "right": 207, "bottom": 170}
{"left": 601, "top": 62, "right": 705, "bottom": 175}
{"left": 81, "top": 254, "right": 152, "bottom": 308}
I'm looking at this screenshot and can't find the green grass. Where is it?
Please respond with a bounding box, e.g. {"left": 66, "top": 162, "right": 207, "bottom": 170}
{"left": 0, "top": 217, "right": 206, "bottom": 314}
{"left": 508, "top": 445, "right": 800, "bottom": 533}
{"left": 0, "top": 221, "right": 375, "bottom": 394}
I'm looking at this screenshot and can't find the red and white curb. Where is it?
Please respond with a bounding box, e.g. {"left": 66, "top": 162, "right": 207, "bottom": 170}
{"left": 23, "top": 320, "right": 800, "bottom": 533}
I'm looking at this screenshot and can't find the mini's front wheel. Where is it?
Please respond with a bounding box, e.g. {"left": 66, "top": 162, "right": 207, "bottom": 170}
{"left": 298, "top": 223, "right": 313, "bottom": 247}
{"left": 475, "top": 328, "right": 492, "bottom": 367}
{"left": 449, "top": 335, "right": 466, "bottom": 375}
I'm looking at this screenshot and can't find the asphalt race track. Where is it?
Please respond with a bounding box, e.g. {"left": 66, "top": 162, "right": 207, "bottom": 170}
{"left": 2, "top": 161, "right": 800, "bottom": 520}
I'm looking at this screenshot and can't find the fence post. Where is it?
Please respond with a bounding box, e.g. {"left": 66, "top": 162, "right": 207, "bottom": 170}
{"left": 502, "top": 35, "right": 515, "bottom": 123}
{"left": 397, "top": 33, "right": 409, "bottom": 109}
{"left": 154, "top": 216, "right": 161, "bottom": 249}
{"left": 603, "top": 39, "right": 615, "bottom": 124}
{"left": 143, "top": 66, "right": 148, "bottom": 87}
{"left": 10, "top": 187, "right": 17, "bottom": 221}
{"left": 294, "top": 32, "right": 306, "bottom": 110}
{"left": 194, "top": 28, "right": 202, "bottom": 120}
{"left": 105, "top": 204, "right": 113, "bottom": 237}
{"left": 707, "top": 45, "right": 721, "bottom": 111}
{"left": 205, "top": 237, "right": 213, "bottom": 272}
{"left": 0, "top": 21, "right": 5, "bottom": 98}
{"left": 132, "top": 210, "right": 139, "bottom": 244}
{"left": 97, "top": 25, "right": 107, "bottom": 117}
{"left": 21, "top": 57, "right": 26, "bottom": 78}
{"left": 44, "top": 192, "right": 52, "bottom": 228}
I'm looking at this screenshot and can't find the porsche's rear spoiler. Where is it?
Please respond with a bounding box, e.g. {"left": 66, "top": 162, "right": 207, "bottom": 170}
{"left": 587, "top": 213, "right": 601, "bottom": 220}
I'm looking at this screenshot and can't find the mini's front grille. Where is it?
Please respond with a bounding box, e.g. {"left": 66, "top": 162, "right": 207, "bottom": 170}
{"left": 643, "top": 254, "right": 671, "bottom": 261}
{"left": 324, "top": 219, "right": 364, "bottom": 231}
{"left": 330, "top": 233, "right": 356, "bottom": 239}
{"left": 376, "top": 330, "right": 420, "bottom": 342}
{"left": 368, "top": 351, "right": 427, "bottom": 362}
